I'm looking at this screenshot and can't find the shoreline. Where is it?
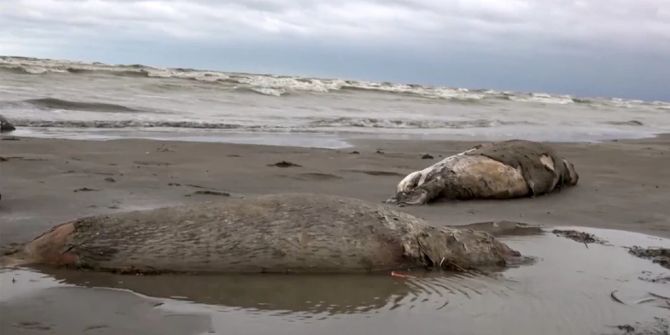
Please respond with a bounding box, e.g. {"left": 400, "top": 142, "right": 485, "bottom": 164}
{"left": 5, "top": 126, "right": 668, "bottom": 150}
{"left": 1, "top": 134, "right": 669, "bottom": 246}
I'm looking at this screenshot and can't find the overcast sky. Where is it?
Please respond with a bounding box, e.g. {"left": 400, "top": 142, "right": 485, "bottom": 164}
{"left": 1, "top": 0, "right": 669, "bottom": 100}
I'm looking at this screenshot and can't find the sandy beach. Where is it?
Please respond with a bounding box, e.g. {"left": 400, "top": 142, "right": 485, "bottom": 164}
{"left": 2, "top": 134, "right": 670, "bottom": 335}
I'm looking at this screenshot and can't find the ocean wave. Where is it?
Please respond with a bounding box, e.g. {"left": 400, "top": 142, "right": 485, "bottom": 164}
{"left": 1, "top": 56, "right": 666, "bottom": 107}
{"left": 10, "top": 117, "right": 530, "bottom": 130}
{"left": 25, "top": 98, "right": 141, "bottom": 113}
{"left": 308, "top": 117, "right": 524, "bottom": 129}
{"left": 234, "top": 86, "right": 287, "bottom": 97}
{"left": 11, "top": 119, "right": 247, "bottom": 129}
{"left": 607, "top": 120, "right": 644, "bottom": 126}
{"left": 508, "top": 93, "right": 574, "bottom": 105}
{"left": 338, "top": 83, "right": 488, "bottom": 101}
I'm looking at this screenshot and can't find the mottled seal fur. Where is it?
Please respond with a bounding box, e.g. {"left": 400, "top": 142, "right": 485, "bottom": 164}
{"left": 390, "top": 140, "right": 579, "bottom": 205}
{"left": 3, "top": 193, "right": 520, "bottom": 274}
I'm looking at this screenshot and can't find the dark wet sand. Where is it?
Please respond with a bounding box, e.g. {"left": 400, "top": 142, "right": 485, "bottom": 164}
{"left": 1, "top": 135, "right": 670, "bottom": 335}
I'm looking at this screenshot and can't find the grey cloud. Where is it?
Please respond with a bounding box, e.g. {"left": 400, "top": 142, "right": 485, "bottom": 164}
{"left": 2, "top": 0, "right": 668, "bottom": 46}
{"left": 0, "top": 0, "right": 668, "bottom": 100}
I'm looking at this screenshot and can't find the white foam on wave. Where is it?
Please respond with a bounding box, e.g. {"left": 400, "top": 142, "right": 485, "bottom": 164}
{"left": 232, "top": 75, "right": 347, "bottom": 94}
{"left": 145, "top": 69, "right": 229, "bottom": 82}
{"left": 509, "top": 93, "right": 574, "bottom": 105}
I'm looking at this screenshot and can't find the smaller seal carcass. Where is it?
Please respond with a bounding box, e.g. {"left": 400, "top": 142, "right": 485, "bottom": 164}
{"left": 390, "top": 140, "right": 579, "bottom": 205}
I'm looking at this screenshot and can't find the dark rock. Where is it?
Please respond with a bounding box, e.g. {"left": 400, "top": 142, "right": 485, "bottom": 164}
{"left": 421, "top": 153, "right": 434, "bottom": 159}
{"left": 0, "top": 115, "right": 15, "bottom": 132}
{"left": 104, "top": 177, "right": 116, "bottom": 183}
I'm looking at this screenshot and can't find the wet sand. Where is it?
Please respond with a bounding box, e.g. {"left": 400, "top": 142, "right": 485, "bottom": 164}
{"left": 1, "top": 134, "right": 670, "bottom": 334}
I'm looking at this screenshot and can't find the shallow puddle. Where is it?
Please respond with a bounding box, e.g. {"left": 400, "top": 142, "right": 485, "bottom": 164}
{"left": 1, "top": 226, "right": 669, "bottom": 335}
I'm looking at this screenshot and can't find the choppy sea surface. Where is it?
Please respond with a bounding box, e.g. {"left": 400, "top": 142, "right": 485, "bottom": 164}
{"left": 1, "top": 56, "right": 669, "bottom": 148}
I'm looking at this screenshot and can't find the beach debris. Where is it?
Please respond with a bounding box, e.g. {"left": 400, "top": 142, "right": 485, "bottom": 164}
{"left": 186, "top": 184, "right": 211, "bottom": 189}
{"left": 376, "top": 149, "right": 385, "bottom": 154}
{"left": 84, "top": 325, "right": 110, "bottom": 331}
{"left": 628, "top": 247, "right": 670, "bottom": 269}
{"left": 649, "top": 292, "right": 670, "bottom": 300}
{"left": 638, "top": 271, "right": 670, "bottom": 284}
{"left": 186, "top": 190, "right": 231, "bottom": 197}
{"left": 73, "top": 187, "right": 98, "bottom": 192}
{"left": 421, "top": 153, "right": 434, "bottom": 159}
{"left": 611, "top": 317, "right": 669, "bottom": 335}
{"left": 389, "top": 140, "right": 579, "bottom": 205}
{"left": 552, "top": 229, "right": 606, "bottom": 246}
{"left": 13, "top": 321, "right": 51, "bottom": 331}
{"left": 616, "top": 324, "right": 636, "bottom": 333}
{"left": 155, "top": 144, "right": 174, "bottom": 152}
{"left": 349, "top": 151, "right": 360, "bottom": 155}
{"left": 104, "top": 177, "right": 116, "bottom": 183}
{"left": 269, "top": 161, "right": 302, "bottom": 168}
{"left": 610, "top": 290, "right": 625, "bottom": 304}
{"left": 0, "top": 115, "right": 15, "bottom": 132}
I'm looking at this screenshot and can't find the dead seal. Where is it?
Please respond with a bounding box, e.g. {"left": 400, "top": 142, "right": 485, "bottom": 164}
{"left": 389, "top": 140, "right": 579, "bottom": 205}
{"left": 2, "top": 193, "right": 521, "bottom": 274}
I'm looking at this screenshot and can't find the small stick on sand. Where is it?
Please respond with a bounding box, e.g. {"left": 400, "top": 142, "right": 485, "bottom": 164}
{"left": 649, "top": 292, "right": 670, "bottom": 300}
{"left": 610, "top": 290, "right": 625, "bottom": 304}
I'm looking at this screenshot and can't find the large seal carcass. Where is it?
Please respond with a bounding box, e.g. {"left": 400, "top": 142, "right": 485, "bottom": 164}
{"left": 2, "top": 193, "right": 521, "bottom": 274}
{"left": 389, "top": 140, "right": 579, "bottom": 205}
